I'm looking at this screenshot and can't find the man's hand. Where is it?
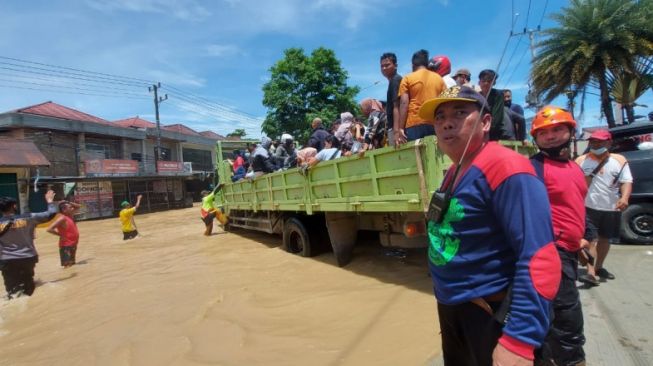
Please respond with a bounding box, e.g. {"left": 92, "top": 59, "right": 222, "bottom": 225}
{"left": 395, "top": 129, "right": 407, "bottom": 145}
{"left": 45, "top": 190, "right": 56, "bottom": 203}
{"left": 615, "top": 197, "right": 629, "bottom": 211}
{"left": 492, "top": 343, "right": 532, "bottom": 366}
{"left": 579, "top": 238, "right": 591, "bottom": 249}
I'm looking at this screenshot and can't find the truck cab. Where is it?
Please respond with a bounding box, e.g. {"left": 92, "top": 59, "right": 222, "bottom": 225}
{"left": 609, "top": 122, "right": 653, "bottom": 244}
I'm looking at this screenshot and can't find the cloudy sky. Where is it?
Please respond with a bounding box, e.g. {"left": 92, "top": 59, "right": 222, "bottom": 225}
{"left": 1, "top": 0, "right": 650, "bottom": 138}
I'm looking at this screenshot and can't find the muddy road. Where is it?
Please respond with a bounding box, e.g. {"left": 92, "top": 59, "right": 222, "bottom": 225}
{"left": 0, "top": 206, "right": 440, "bottom": 366}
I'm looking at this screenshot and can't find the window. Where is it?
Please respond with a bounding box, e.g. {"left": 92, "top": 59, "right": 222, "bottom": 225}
{"left": 183, "top": 148, "right": 213, "bottom": 171}
{"left": 159, "top": 147, "right": 171, "bottom": 161}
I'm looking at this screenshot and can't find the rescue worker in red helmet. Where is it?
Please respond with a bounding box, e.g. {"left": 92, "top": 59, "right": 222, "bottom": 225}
{"left": 428, "top": 55, "right": 456, "bottom": 88}
{"left": 529, "top": 106, "right": 593, "bottom": 366}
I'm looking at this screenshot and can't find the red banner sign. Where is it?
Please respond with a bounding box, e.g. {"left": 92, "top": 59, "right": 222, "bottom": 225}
{"left": 85, "top": 159, "right": 139, "bottom": 175}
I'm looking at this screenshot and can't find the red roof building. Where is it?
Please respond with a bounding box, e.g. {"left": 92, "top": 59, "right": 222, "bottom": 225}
{"left": 114, "top": 116, "right": 157, "bottom": 129}
{"left": 163, "top": 123, "right": 201, "bottom": 136}
{"left": 13, "top": 101, "right": 112, "bottom": 126}
{"left": 199, "top": 130, "right": 226, "bottom": 140}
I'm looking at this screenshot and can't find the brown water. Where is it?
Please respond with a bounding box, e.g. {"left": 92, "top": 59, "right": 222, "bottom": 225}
{"left": 0, "top": 206, "right": 441, "bottom": 366}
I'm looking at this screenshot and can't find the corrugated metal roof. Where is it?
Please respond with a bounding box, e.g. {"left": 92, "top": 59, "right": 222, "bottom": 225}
{"left": 14, "top": 101, "right": 112, "bottom": 125}
{"left": 114, "top": 116, "right": 156, "bottom": 129}
{"left": 0, "top": 139, "right": 50, "bottom": 166}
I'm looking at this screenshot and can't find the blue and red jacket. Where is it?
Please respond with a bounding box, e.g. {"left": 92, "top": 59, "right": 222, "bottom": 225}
{"left": 530, "top": 153, "right": 587, "bottom": 252}
{"left": 428, "top": 142, "right": 561, "bottom": 360}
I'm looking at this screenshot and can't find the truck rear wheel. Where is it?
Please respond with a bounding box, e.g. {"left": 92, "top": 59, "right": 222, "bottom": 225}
{"left": 283, "top": 217, "right": 313, "bottom": 257}
{"left": 621, "top": 203, "right": 653, "bottom": 244}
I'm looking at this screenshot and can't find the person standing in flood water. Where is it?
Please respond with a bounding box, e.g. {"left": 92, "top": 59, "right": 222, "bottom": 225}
{"left": 119, "top": 194, "right": 142, "bottom": 240}
{"left": 418, "top": 86, "right": 561, "bottom": 366}
{"left": 0, "top": 190, "right": 57, "bottom": 299}
{"left": 200, "top": 185, "right": 223, "bottom": 236}
{"left": 46, "top": 201, "right": 81, "bottom": 268}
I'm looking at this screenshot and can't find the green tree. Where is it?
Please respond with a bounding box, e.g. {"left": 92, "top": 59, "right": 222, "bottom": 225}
{"left": 226, "top": 128, "right": 247, "bottom": 138}
{"left": 262, "top": 47, "right": 360, "bottom": 143}
{"left": 608, "top": 57, "right": 653, "bottom": 123}
{"left": 531, "top": 0, "right": 653, "bottom": 127}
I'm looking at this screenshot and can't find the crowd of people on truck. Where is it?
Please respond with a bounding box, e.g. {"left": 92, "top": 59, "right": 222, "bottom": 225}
{"left": 225, "top": 49, "right": 530, "bottom": 183}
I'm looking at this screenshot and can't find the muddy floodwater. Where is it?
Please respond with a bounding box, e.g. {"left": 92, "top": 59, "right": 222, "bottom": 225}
{"left": 0, "top": 206, "right": 441, "bottom": 366}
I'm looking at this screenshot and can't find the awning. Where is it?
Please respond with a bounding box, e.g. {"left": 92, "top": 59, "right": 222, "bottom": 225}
{"left": 0, "top": 139, "right": 50, "bottom": 167}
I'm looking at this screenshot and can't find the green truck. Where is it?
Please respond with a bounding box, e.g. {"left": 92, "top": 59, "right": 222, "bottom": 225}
{"left": 214, "top": 137, "right": 535, "bottom": 266}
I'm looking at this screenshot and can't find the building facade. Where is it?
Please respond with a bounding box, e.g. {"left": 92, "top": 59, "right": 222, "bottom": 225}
{"left": 0, "top": 101, "right": 225, "bottom": 219}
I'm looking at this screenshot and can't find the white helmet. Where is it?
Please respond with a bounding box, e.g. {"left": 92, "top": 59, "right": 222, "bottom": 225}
{"left": 281, "top": 133, "right": 293, "bottom": 143}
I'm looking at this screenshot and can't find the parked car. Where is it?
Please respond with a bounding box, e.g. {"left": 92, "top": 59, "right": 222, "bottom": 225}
{"left": 609, "top": 122, "right": 653, "bottom": 244}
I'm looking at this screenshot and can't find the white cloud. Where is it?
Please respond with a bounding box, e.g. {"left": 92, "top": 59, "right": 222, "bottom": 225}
{"left": 205, "top": 44, "right": 241, "bottom": 58}
{"left": 310, "top": 0, "right": 385, "bottom": 29}
{"left": 165, "top": 99, "right": 263, "bottom": 136}
{"left": 85, "top": 0, "right": 211, "bottom": 21}
{"left": 147, "top": 70, "right": 206, "bottom": 88}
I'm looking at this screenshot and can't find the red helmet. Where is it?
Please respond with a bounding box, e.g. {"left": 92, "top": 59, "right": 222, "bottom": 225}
{"left": 531, "top": 105, "right": 577, "bottom": 137}
{"left": 428, "top": 55, "right": 451, "bottom": 76}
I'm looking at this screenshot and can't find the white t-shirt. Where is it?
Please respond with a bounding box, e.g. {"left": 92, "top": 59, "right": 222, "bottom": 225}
{"left": 575, "top": 153, "right": 633, "bottom": 211}
{"left": 443, "top": 75, "right": 457, "bottom": 88}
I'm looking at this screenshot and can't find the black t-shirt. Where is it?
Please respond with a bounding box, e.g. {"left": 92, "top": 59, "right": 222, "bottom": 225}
{"left": 487, "top": 88, "right": 514, "bottom": 141}
{"left": 386, "top": 73, "right": 402, "bottom": 129}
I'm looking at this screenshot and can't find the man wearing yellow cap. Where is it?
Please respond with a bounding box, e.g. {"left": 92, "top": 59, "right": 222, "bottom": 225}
{"left": 418, "top": 86, "right": 560, "bottom": 366}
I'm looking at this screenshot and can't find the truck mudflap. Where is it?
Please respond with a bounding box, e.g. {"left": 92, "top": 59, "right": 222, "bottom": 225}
{"left": 325, "top": 212, "right": 358, "bottom": 267}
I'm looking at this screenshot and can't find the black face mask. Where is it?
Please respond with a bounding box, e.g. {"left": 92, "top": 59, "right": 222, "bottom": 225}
{"left": 504, "top": 100, "right": 511, "bottom": 107}
{"left": 539, "top": 138, "right": 572, "bottom": 160}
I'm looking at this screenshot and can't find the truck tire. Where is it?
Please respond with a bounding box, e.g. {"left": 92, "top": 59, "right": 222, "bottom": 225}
{"left": 283, "top": 217, "right": 313, "bottom": 257}
{"left": 621, "top": 203, "right": 653, "bottom": 244}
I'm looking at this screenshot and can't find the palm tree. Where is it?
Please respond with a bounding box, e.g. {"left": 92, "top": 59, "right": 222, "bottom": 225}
{"left": 531, "top": 0, "right": 653, "bottom": 127}
{"left": 607, "top": 57, "right": 653, "bottom": 123}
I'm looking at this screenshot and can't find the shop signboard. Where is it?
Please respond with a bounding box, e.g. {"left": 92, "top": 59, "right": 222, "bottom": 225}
{"left": 156, "top": 161, "right": 190, "bottom": 174}
{"left": 73, "top": 181, "right": 114, "bottom": 219}
{"left": 85, "top": 159, "right": 138, "bottom": 176}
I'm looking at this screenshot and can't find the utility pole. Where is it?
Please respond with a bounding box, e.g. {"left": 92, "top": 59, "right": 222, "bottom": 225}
{"left": 511, "top": 26, "right": 542, "bottom": 110}
{"left": 148, "top": 82, "right": 167, "bottom": 173}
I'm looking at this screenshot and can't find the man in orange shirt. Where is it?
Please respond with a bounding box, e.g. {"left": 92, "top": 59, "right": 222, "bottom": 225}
{"left": 395, "top": 49, "right": 446, "bottom": 144}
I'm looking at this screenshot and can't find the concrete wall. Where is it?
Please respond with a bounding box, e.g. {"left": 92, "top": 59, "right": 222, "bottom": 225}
{"left": 20, "top": 129, "right": 79, "bottom": 177}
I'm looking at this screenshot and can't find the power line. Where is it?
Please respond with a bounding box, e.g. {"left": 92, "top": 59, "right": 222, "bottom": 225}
{"left": 500, "top": 2, "right": 524, "bottom": 81}
{"left": 0, "top": 55, "right": 263, "bottom": 131}
{"left": 537, "top": 0, "right": 549, "bottom": 27}
{"left": 523, "top": 0, "right": 532, "bottom": 31}
{"left": 0, "top": 83, "right": 150, "bottom": 100}
{"left": 167, "top": 95, "right": 261, "bottom": 128}
{"left": 502, "top": 45, "right": 530, "bottom": 88}
{"left": 0, "top": 77, "right": 147, "bottom": 97}
{"left": 163, "top": 89, "right": 262, "bottom": 126}
{"left": 165, "top": 98, "right": 261, "bottom": 132}
{"left": 499, "top": 36, "right": 524, "bottom": 80}
{"left": 0, "top": 72, "right": 147, "bottom": 94}
{"left": 162, "top": 84, "right": 261, "bottom": 120}
{"left": 0, "top": 64, "right": 146, "bottom": 89}
{"left": 0, "top": 55, "right": 153, "bottom": 85}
